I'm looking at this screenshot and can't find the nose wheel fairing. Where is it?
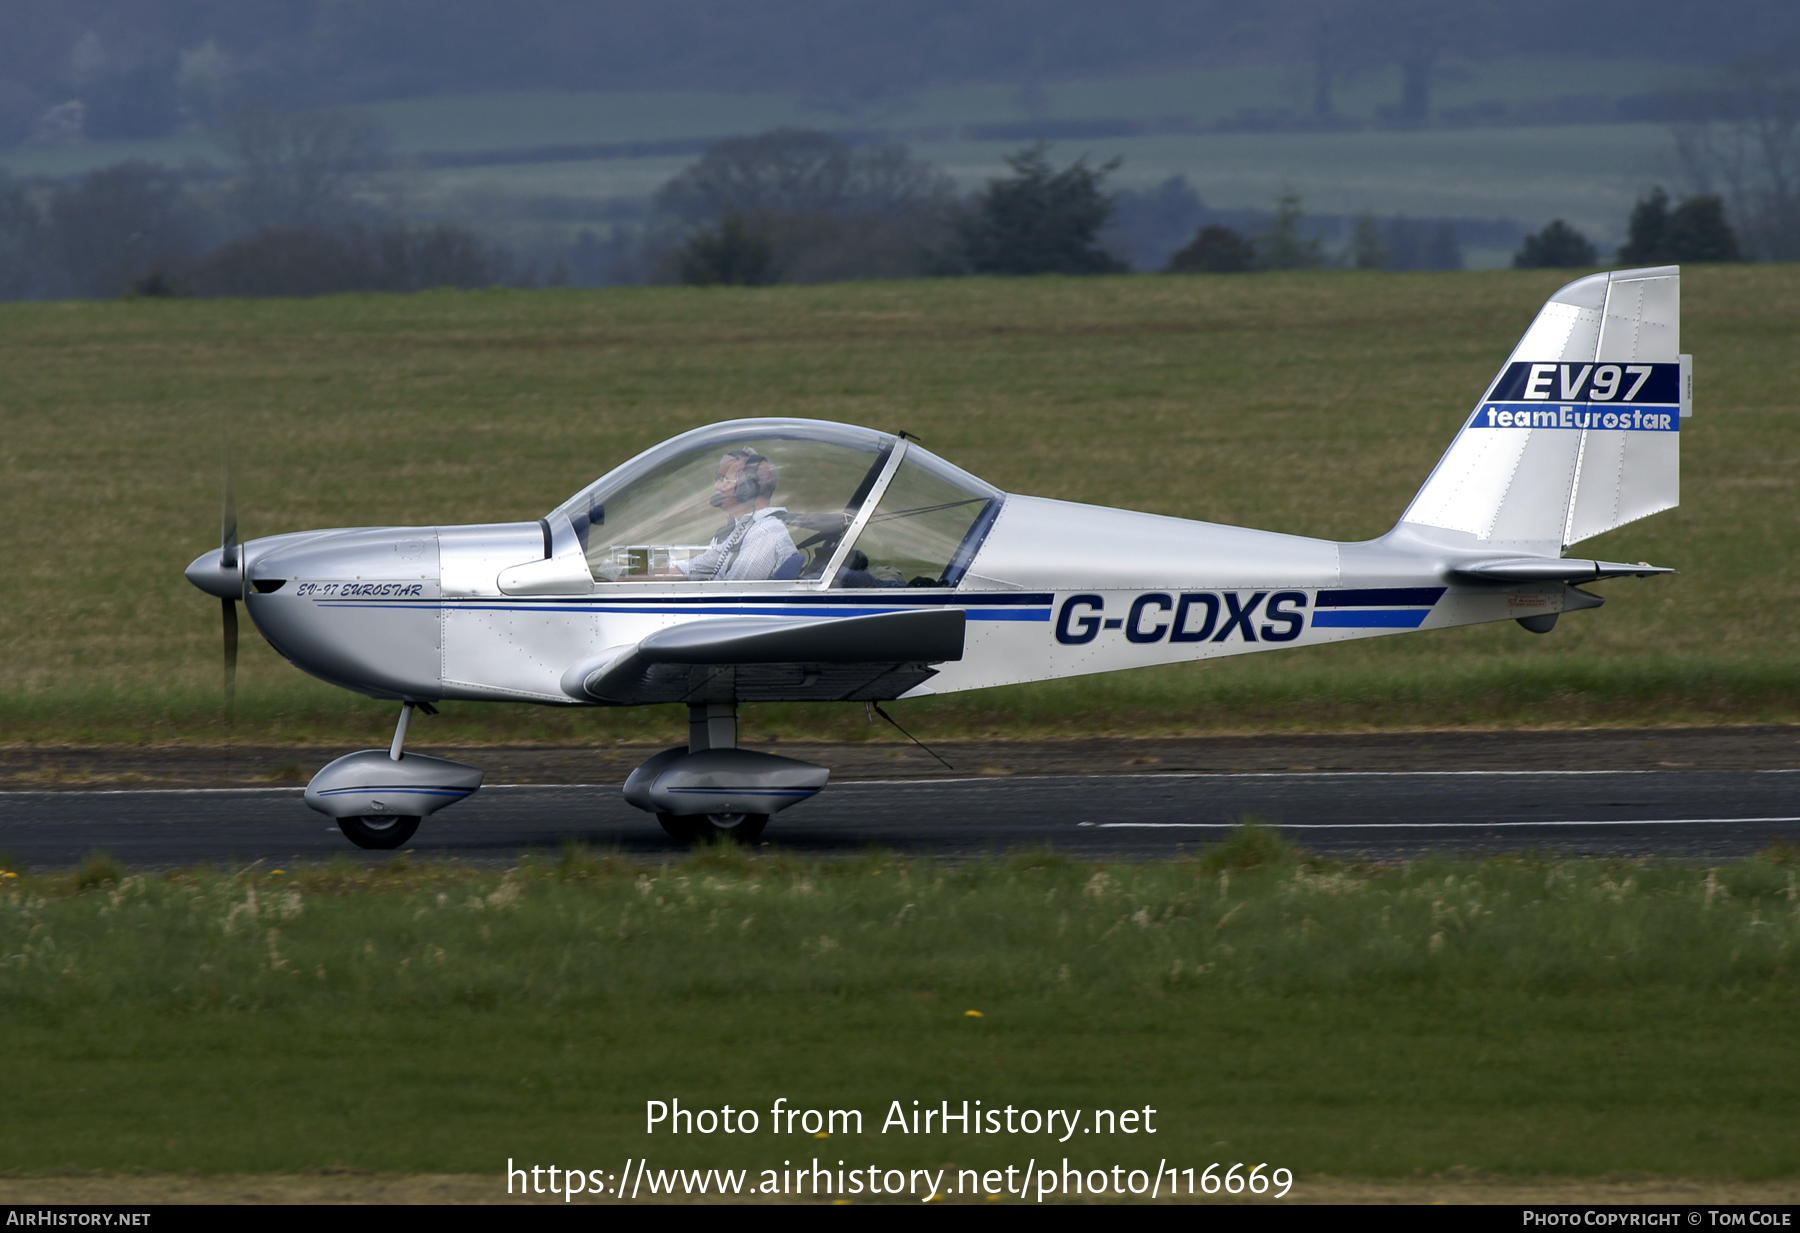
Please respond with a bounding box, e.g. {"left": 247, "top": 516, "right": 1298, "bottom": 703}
{"left": 303, "top": 749, "right": 485, "bottom": 819}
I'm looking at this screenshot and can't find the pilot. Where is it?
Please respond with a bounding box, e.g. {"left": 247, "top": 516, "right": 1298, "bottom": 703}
{"left": 676, "top": 448, "right": 801, "bottom": 581}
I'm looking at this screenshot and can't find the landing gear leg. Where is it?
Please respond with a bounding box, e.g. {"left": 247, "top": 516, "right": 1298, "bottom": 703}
{"left": 336, "top": 701, "right": 433, "bottom": 850}
{"left": 389, "top": 701, "right": 415, "bottom": 760}
{"left": 687, "top": 700, "right": 736, "bottom": 754}
{"left": 658, "top": 698, "right": 768, "bottom": 843}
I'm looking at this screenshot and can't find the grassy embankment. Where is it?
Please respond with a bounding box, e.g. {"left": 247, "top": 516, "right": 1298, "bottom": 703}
{"left": 2, "top": 835, "right": 1796, "bottom": 1185}
{"left": 2, "top": 266, "right": 1796, "bottom": 747}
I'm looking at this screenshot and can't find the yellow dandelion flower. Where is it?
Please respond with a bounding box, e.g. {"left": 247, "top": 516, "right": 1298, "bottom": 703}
{"left": 964, "top": 1009, "right": 983, "bottom": 1018}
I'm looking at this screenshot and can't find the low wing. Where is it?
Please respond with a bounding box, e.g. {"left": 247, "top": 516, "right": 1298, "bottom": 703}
{"left": 561, "top": 608, "right": 966, "bottom": 705}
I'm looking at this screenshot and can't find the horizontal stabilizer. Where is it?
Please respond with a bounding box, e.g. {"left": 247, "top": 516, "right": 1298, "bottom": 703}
{"left": 1452, "top": 558, "right": 1676, "bottom": 583}
{"left": 637, "top": 608, "right": 965, "bottom": 665}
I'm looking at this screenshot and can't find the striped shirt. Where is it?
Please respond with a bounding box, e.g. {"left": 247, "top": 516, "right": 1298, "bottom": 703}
{"left": 679, "top": 507, "right": 799, "bottom": 581}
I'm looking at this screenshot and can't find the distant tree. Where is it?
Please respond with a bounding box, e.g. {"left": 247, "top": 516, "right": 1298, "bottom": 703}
{"left": 1617, "top": 187, "right": 1673, "bottom": 264}
{"left": 561, "top": 227, "right": 641, "bottom": 287}
{"left": 46, "top": 161, "right": 198, "bottom": 297}
{"left": 1618, "top": 186, "right": 1740, "bottom": 263}
{"left": 1367, "top": 0, "right": 1496, "bottom": 124}
{"left": 1104, "top": 174, "right": 1206, "bottom": 271}
{"left": 655, "top": 129, "right": 954, "bottom": 282}
{"left": 0, "top": 173, "right": 54, "bottom": 298}
{"left": 214, "top": 103, "right": 390, "bottom": 229}
{"left": 1165, "top": 224, "right": 1255, "bottom": 273}
{"left": 1269, "top": 0, "right": 1384, "bottom": 122}
{"left": 1669, "top": 53, "right": 1800, "bottom": 260}
{"left": 1348, "top": 212, "right": 1387, "bottom": 268}
{"left": 1512, "top": 220, "right": 1597, "bottom": 269}
{"left": 1420, "top": 219, "right": 1464, "bottom": 270}
{"left": 1382, "top": 216, "right": 1464, "bottom": 270}
{"left": 956, "top": 143, "right": 1128, "bottom": 276}
{"left": 182, "top": 223, "right": 504, "bottom": 297}
{"left": 1664, "top": 195, "right": 1741, "bottom": 262}
{"left": 1255, "top": 191, "right": 1324, "bottom": 269}
{"left": 375, "top": 223, "right": 507, "bottom": 290}
{"left": 675, "top": 216, "right": 775, "bottom": 286}
{"left": 1305, "top": 0, "right": 1356, "bottom": 119}
{"left": 184, "top": 227, "right": 362, "bottom": 297}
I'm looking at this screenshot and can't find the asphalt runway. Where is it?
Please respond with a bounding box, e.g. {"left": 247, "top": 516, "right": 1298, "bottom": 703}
{"left": 3, "top": 769, "right": 1797, "bottom": 868}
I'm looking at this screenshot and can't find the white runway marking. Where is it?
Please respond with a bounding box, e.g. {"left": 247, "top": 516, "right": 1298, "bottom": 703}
{"left": 0, "top": 764, "right": 1772, "bottom": 797}
{"left": 0, "top": 787, "right": 304, "bottom": 796}
{"left": 1082, "top": 817, "right": 1800, "bottom": 830}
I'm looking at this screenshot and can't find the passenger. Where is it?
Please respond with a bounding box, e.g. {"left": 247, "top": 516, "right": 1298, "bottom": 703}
{"left": 677, "top": 448, "right": 801, "bottom": 581}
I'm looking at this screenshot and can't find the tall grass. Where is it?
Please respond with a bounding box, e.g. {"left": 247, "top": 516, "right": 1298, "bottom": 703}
{"left": 3, "top": 841, "right": 1797, "bottom": 1178}
{"left": 6, "top": 839, "right": 1796, "bottom": 1015}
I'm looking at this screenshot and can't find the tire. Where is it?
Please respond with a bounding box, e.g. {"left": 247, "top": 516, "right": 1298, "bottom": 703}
{"left": 657, "top": 813, "right": 701, "bottom": 842}
{"left": 338, "top": 814, "right": 421, "bottom": 849}
{"left": 657, "top": 812, "right": 769, "bottom": 844}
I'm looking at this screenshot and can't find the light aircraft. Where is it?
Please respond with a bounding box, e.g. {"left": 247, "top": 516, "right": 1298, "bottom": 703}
{"left": 186, "top": 266, "right": 1688, "bottom": 849}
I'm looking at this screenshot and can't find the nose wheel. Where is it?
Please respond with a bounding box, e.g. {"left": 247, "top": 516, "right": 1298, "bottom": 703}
{"left": 657, "top": 812, "right": 769, "bottom": 844}
{"left": 338, "top": 815, "right": 421, "bottom": 849}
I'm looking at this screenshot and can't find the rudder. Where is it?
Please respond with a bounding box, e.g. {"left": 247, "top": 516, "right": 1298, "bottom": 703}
{"left": 1401, "top": 266, "right": 1689, "bottom": 555}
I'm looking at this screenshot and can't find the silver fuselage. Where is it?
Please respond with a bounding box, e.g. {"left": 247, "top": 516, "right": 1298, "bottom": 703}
{"left": 216, "top": 497, "right": 1586, "bottom": 706}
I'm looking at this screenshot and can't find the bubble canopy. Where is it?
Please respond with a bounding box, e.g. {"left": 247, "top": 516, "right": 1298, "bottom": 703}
{"left": 552, "top": 418, "right": 1004, "bottom": 589}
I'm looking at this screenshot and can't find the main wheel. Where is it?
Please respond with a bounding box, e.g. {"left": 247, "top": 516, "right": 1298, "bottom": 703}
{"left": 656, "top": 812, "right": 769, "bottom": 844}
{"left": 338, "top": 814, "right": 421, "bottom": 849}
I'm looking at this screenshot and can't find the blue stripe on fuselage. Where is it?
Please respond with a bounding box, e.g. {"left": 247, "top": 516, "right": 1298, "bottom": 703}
{"left": 1311, "top": 609, "right": 1430, "bottom": 629}
{"left": 316, "top": 591, "right": 1052, "bottom": 620}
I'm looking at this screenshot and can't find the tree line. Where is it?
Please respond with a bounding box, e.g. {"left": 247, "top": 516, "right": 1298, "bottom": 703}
{"left": 583, "top": 131, "right": 1753, "bottom": 284}
{"left": 0, "top": 106, "right": 511, "bottom": 299}
{"left": 0, "top": 110, "right": 1769, "bottom": 301}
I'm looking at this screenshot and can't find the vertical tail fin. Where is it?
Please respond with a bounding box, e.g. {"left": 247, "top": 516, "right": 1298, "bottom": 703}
{"left": 1401, "top": 266, "right": 1687, "bottom": 555}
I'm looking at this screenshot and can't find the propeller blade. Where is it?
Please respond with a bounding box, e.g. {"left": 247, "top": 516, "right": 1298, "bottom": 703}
{"left": 220, "top": 435, "right": 238, "bottom": 570}
{"left": 222, "top": 597, "right": 238, "bottom": 714}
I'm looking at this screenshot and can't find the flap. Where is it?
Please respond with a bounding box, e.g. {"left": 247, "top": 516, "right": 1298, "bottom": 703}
{"left": 637, "top": 607, "right": 964, "bottom": 665}
{"left": 562, "top": 608, "right": 965, "bottom": 705}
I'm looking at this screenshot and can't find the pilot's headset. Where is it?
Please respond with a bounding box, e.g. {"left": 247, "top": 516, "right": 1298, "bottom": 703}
{"left": 711, "top": 448, "right": 776, "bottom": 507}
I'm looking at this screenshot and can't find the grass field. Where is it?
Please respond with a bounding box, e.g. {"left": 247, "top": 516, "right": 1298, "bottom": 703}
{"left": 1, "top": 266, "right": 1795, "bottom": 748}
{"left": 2, "top": 835, "right": 1795, "bottom": 1188}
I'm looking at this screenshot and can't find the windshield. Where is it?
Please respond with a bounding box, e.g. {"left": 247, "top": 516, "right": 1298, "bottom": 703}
{"left": 829, "top": 449, "right": 1002, "bottom": 589}
{"left": 557, "top": 419, "right": 893, "bottom": 584}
